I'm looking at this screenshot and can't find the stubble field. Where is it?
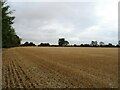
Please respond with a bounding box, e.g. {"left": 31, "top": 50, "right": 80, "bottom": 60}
{"left": 2, "top": 47, "right": 118, "bottom": 88}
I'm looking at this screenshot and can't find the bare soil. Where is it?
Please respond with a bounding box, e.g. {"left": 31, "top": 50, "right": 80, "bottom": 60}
{"left": 2, "top": 47, "right": 118, "bottom": 88}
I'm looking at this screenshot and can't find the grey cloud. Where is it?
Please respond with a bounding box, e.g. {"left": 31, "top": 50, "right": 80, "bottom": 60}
{"left": 9, "top": 1, "right": 118, "bottom": 45}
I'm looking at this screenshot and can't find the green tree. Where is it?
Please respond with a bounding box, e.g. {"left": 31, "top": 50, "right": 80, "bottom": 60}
{"left": 2, "top": 1, "right": 21, "bottom": 48}
{"left": 63, "top": 41, "right": 69, "bottom": 46}
{"left": 58, "top": 38, "right": 65, "bottom": 46}
{"left": 58, "top": 38, "right": 69, "bottom": 46}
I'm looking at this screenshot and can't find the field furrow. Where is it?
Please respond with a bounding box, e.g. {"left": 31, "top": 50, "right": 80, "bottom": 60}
{"left": 2, "top": 47, "right": 118, "bottom": 88}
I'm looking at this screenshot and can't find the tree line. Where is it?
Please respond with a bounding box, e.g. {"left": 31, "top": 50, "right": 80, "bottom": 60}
{"left": 2, "top": 1, "right": 21, "bottom": 48}
{"left": 20, "top": 38, "right": 120, "bottom": 47}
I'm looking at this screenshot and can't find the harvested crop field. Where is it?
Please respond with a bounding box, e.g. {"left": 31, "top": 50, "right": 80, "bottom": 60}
{"left": 2, "top": 47, "right": 118, "bottom": 88}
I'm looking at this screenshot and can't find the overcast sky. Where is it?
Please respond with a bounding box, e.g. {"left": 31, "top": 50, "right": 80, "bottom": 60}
{"left": 7, "top": 0, "right": 119, "bottom": 45}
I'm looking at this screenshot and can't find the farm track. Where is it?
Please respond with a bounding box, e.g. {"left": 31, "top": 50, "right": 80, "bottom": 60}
{"left": 2, "top": 47, "right": 118, "bottom": 88}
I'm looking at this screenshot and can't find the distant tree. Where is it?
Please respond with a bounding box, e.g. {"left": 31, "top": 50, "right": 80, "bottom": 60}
{"left": 29, "top": 42, "right": 36, "bottom": 46}
{"left": 80, "top": 44, "right": 84, "bottom": 47}
{"left": 58, "top": 38, "right": 65, "bottom": 46}
{"left": 116, "top": 44, "right": 119, "bottom": 47}
{"left": 74, "top": 44, "right": 77, "bottom": 46}
{"left": 21, "top": 42, "right": 36, "bottom": 46}
{"left": 118, "top": 40, "right": 120, "bottom": 46}
{"left": 58, "top": 38, "right": 69, "bottom": 46}
{"left": 91, "top": 41, "right": 98, "bottom": 46}
{"left": 108, "top": 43, "right": 113, "bottom": 47}
{"left": 91, "top": 41, "right": 94, "bottom": 46}
{"left": 99, "top": 41, "right": 104, "bottom": 46}
{"left": 63, "top": 41, "right": 69, "bottom": 46}
{"left": 38, "top": 43, "right": 50, "bottom": 46}
{"left": 2, "top": 1, "right": 21, "bottom": 48}
{"left": 24, "top": 42, "right": 29, "bottom": 46}
{"left": 84, "top": 44, "right": 90, "bottom": 47}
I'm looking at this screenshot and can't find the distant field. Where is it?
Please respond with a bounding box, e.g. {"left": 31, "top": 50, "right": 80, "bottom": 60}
{"left": 2, "top": 47, "right": 118, "bottom": 88}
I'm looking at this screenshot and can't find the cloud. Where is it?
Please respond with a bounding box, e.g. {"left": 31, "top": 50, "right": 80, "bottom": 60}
{"left": 8, "top": 0, "right": 118, "bottom": 45}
